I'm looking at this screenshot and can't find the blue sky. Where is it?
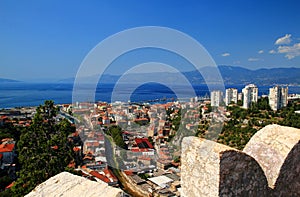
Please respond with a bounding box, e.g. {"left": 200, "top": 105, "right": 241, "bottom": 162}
{"left": 1, "top": 0, "right": 300, "bottom": 81}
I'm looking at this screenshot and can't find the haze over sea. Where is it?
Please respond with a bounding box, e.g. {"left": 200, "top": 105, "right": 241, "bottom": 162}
{"left": 1, "top": 83, "right": 299, "bottom": 109}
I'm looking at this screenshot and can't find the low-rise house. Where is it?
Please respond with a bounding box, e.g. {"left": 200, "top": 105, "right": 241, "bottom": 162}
{"left": 102, "top": 116, "right": 110, "bottom": 125}
{"left": 157, "top": 159, "right": 172, "bottom": 170}
{"left": 0, "top": 141, "right": 15, "bottom": 167}
{"left": 84, "top": 140, "right": 100, "bottom": 153}
{"left": 0, "top": 116, "right": 9, "bottom": 126}
{"left": 135, "top": 118, "right": 149, "bottom": 125}
{"left": 131, "top": 174, "right": 146, "bottom": 185}
{"left": 103, "top": 168, "right": 119, "bottom": 186}
{"left": 137, "top": 156, "right": 152, "bottom": 167}
{"left": 135, "top": 138, "right": 154, "bottom": 149}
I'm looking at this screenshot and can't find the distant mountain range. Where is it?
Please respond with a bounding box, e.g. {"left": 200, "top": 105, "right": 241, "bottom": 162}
{"left": 0, "top": 78, "right": 21, "bottom": 83}
{"left": 59, "top": 66, "right": 300, "bottom": 86}
{"left": 217, "top": 66, "right": 300, "bottom": 85}
{"left": 3, "top": 66, "right": 296, "bottom": 86}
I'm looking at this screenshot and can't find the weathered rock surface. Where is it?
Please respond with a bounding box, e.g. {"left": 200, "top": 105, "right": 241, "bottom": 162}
{"left": 181, "top": 124, "right": 300, "bottom": 197}
{"left": 25, "top": 172, "right": 123, "bottom": 197}
{"left": 244, "top": 124, "right": 300, "bottom": 196}
{"left": 181, "top": 137, "right": 269, "bottom": 197}
{"left": 244, "top": 124, "right": 300, "bottom": 189}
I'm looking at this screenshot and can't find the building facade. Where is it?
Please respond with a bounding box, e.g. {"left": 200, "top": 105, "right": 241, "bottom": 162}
{"left": 225, "top": 88, "right": 238, "bottom": 106}
{"left": 269, "top": 86, "right": 288, "bottom": 111}
{"left": 211, "top": 90, "right": 223, "bottom": 107}
{"left": 242, "top": 84, "right": 258, "bottom": 109}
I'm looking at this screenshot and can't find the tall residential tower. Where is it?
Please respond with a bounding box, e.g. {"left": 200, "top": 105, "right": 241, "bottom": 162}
{"left": 242, "top": 84, "right": 258, "bottom": 109}
{"left": 211, "top": 90, "right": 223, "bottom": 107}
{"left": 225, "top": 88, "right": 238, "bottom": 106}
{"left": 269, "top": 86, "right": 288, "bottom": 111}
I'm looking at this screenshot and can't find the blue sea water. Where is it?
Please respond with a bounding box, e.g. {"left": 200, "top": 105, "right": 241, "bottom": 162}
{"left": 0, "top": 82, "right": 299, "bottom": 108}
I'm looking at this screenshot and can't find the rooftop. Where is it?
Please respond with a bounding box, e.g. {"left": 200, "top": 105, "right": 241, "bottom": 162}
{"left": 0, "top": 143, "right": 15, "bottom": 152}
{"left": 135, "top": 138, "right": 154, "bottom": 149}
{"left": 148, "top": 175, "right": 173, "bottom": 188}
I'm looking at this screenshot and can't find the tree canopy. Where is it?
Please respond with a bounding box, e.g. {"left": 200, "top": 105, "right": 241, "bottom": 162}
{"left": 11, "top": 101, "right": 76, "bottom": 196}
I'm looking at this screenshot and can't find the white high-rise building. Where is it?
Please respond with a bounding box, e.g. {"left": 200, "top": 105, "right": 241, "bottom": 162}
{"left": 242, "top": 84, "right": 258, "bottom": 109}
{"left": 225, "top": 88, "right": 238, "bottom": 106}
{"left": 211, "top": 90, "right": 223, "bottom": 107}
{"left": 269, "top": 86, "right": 288, "bottom": 111}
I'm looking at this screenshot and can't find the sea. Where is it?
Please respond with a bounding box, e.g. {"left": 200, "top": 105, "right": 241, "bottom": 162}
{"left": 0, "top": 82, "right": 299, "bottom": 108}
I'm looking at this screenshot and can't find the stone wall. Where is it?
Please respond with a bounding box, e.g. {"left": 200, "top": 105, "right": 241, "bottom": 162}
{"left": 219, "top": 150, "right": 269, "bottom": 196}
{"left": 243, "top": 124, "right": 300, "bottom": 189}
{"left": 181, "top": 138, "right": 224, "bottom": 196}
{"left": 181, "top": 124, "right": 300, "bottom": 197}
{"left": 273, "top": 142, "right": 300, "bottom": 196}
{"left": 25, "top": 172, "right": 123, "bottom": 197}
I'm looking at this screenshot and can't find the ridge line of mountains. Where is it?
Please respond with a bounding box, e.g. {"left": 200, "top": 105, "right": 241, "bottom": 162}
{"left": 68, "top": 66, "right": 300, "bottom": 86}
{"left": 2, "top": 66, "right": 300, "bottom": 86}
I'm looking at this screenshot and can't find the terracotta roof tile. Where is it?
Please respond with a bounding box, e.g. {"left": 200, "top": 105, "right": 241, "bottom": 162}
{"left": 0, "top": 143, "right": 15, "bottom": 152}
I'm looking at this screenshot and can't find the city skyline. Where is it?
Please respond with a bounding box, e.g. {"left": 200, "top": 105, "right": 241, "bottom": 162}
{"left": 1, "top": 0, "right": 300, "bottom": 81}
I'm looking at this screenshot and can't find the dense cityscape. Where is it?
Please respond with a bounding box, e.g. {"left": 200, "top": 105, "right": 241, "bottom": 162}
{"left": 1, "top": 83, "right": 299, "bottom": 196}
{"left": 1, "top": 1, "right": 300, "bottom": 196}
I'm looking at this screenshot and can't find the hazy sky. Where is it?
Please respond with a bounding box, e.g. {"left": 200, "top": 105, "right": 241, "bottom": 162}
{"left": 1, "top": 0, "right": 300, "bottom": 81}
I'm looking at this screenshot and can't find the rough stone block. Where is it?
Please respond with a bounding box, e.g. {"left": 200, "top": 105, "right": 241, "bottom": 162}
{"left": 181, "top": 125, "right": 300, "bottom": 197}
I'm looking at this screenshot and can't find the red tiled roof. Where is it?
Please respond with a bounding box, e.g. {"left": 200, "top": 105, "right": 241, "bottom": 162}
{"left": 135, "top": 118, "right": 148, "bottom": 121}
{"left": 103, "top": 168, "right": 118, "bottom": 182}
{"left": 135, "top": 138, "right": 154, "bottom": 149}
{"left": 73, "top": 147, "right": 81, "bottom": 152}
{"left": 131, "top": 147, "right": 149, "bottom": 152}
{"left": 83, "top": 155, "right": 93, "bottom": 160}
{"left": 90, "top": 171, "right": 110, "bottom": 183}
{"left": 96, "top": 136, "right": 104, "bottom": 141}
{"left": 0, "top": 143, "right": 15, "bottom": 152}
{"left": 124, "top": 170, "right": 133, "bottom": 176}
{"left": 138, "top": 157, "right": 151, "bottom": 161}
{"left": 5, "top": 182, "right": 14, "bottom": 189}
{"left": 102, "top": 116, "right": 109, "bottom": 120}
{"left": 85, "top": 142, "right": 100, "bottom": 147}
{"left": 68, "top": 161, "right": 75, "bottom": 168}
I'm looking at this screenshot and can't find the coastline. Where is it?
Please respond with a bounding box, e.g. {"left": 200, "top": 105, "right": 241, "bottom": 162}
{"left": 1, "top": 83, "right": 300, "bottom": 109}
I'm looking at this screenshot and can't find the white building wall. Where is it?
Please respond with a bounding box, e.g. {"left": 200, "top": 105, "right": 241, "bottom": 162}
{"left": 269, "top": 86, "right": 288, "bottom": 111}
{"left": 225, "top": 88, "right": 238, "bottom": 106}
{"left": 242, "top": 84, "right": 258, "bottom": 109}
{"left": 211, "top": 90, "right": 223, "bottom": 107}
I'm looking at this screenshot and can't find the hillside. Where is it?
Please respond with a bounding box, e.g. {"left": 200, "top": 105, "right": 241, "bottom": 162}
{"left": 59, "top": 66, "right": 300, "bottom": 86}
{"left": 217, "top": 66, "right": 300, "bottom": 85}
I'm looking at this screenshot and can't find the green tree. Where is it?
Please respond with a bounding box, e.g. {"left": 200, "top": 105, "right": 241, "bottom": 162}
{"left": 108, "top": 125, "right": 126, "bottom": 149}
{"left": 0, "top": 175, "right": 13, "bottom": 191}
{"left": 12, "top": 101, "right": 75, "bottom": 196}
{"left": 0, "top": 123, "right": 22, "bottom": 141}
